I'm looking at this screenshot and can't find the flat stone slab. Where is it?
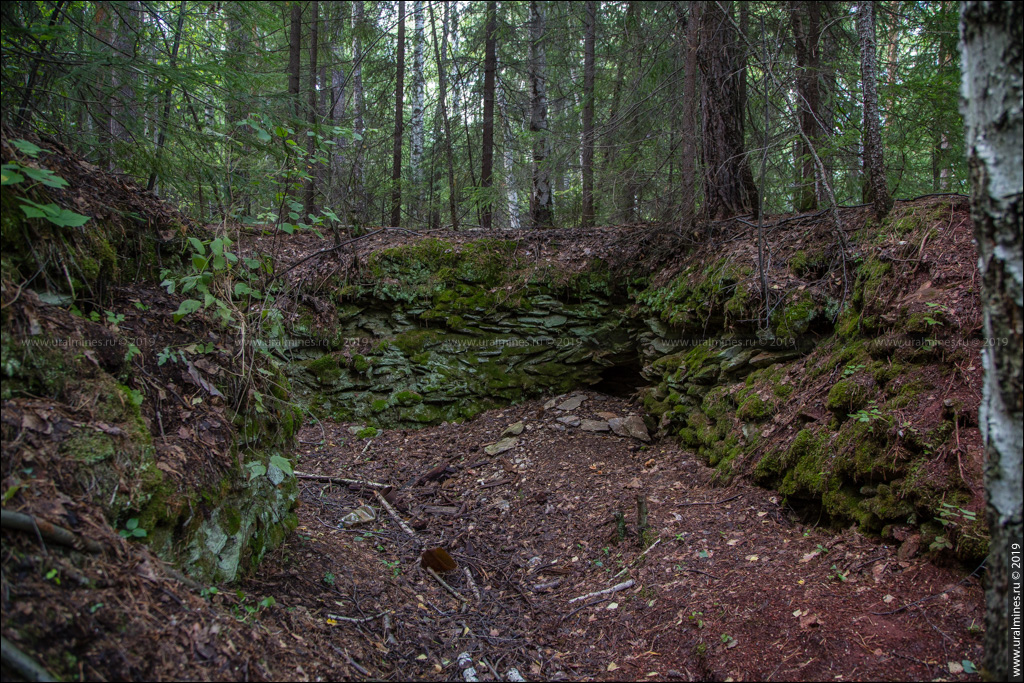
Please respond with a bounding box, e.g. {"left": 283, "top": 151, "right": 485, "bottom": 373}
{"left": 557, "top": 415, "right": 581, "bottom": 427}
{"left": 557, "top": 395, "right": 586, "bottom": 411}
{"left": 485, "top": 436, "right": 519, "bottom": 456}
{"left": 609, "top": 415, "right": 651, "bottom": 442}
{"left": 502, "top": 421, "right": 525, "bottom": 437}
{"left": 596, "top": 411, "right": 619, "bottom": 420}
{"left": 579, "top": 419, "right": 610, "bottom": 432}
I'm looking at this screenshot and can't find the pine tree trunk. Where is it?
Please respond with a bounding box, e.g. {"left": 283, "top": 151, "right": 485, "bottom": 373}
{"left": 305, "top": 0, "right": 319, "bottom": 218}
{"left": 857, "top": 1, "right": 891, "bottom": 218}
{"left": 351, "top": 0, "right": 366, "bottom": 226}
{"left": 698, "top": 1, "right": 758, "bottom": 219}
{"left": 529, "top": 0, "right": 554, "bottom": 228}
{"left": 481, "top": 1, "right": 497, "bottom": 230}
{"left": 678, "top": 1, "right": 700, "bottom": 227}
{"left": 497, "top": 82, "right": 521, "bottom": 230}
{"left": 329, "top": 2, "right": 348, "bottom": 217}
{"left": 791, "top": 1, "right": 822, "bottom": 212}
{"left": 581, "top": 0, "right": 597, "bottom": 227}
{"left": 391, "top": 1, "right": 406, "bottom": 228}
{"left": 960, "top": 4, "right": 1023, "bottom": 680}
{"left": 288, "top": 2, "right": 302, "bottom": 119}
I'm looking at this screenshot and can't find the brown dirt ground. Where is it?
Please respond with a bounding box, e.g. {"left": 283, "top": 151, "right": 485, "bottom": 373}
{"left": 243, "top": 390, "right": 986, "bottom": 682}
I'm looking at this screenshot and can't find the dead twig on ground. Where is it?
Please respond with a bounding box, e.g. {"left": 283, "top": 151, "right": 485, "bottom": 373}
{"left": 1, "top": 508, "right": 103, "bottom": 554}
{"left": 294, "top": 472, "right": 389, "bottom": 489}
{"left": 568, "top": 579, "right": 634, "bottom": 604}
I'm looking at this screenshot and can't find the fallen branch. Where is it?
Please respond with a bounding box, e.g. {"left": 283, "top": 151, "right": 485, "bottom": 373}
{"left": 427, "top": 567, "right": 468, "bottom": 603}
{"left": 373, "top": 489, "right": 419, "bottom": 539}
{"left": 1, "top": 636, "right": 58, "bottom": 682}
{"left": 1, "top": 508, "right": 103, "bottom": 554}
{"left": 294, "top": 472, "right": 389, "bottom": 489}
{"left": 457, "top": 652, "right": 479, "bottom": 682}
{"left": 531, "top": 578, "right": 562, "bottom": 592}
{"left": 463, "top": 567, "right": 481, "bottom": 602}
{"left": 327, "top": 611, "right": 387, "bottom": 624}
{"left": 568, "top": 579, "right": 634, "bottom": 605}
{"left": 678, "top": 493, "right": 743, "bottom": 507}
{"left": 611, "top": 537, "right": 662, "bottom": 581}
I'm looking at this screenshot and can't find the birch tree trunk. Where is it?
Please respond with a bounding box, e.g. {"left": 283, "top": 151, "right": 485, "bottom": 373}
{"left": 960, "top": 3, "right": 1023, "bottom": 679}
{"left": 857, "top": 1, "right": 892, "bottom": 218}
{"left": 411, "top": 0, "right": 425, "bottom": 219}
{"left": 529, "top": 0, "right": 554, "bottom": 229}
{"left": 391, "top": 1, "right": 406, "bottom": 228}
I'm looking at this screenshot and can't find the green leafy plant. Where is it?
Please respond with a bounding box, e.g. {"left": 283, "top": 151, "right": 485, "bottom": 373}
{"left": 829, "top": 564, "right": 849, "bottom": 582}
{"left": 119, "top": 518, "right": 147, "bottom": 538}
{"left": 849, "top": 402, "right": 884, "bottom": 431}
{"left": 44, "top": 568, "right": 61, "bottom": 585}
{"left": 843, "top": 363, "right": 866, "bottom": 377}
{"left": 323, "top": 572, "right": 335, "bottom": 586}
{"left": 933, "top": 502, "right": 987, "bottom": 552}
{"left": 1, "top": 139, "right": 91, "bottom": 227}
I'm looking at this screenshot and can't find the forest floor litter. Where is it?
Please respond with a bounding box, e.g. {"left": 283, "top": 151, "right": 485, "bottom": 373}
{"left": 239, "top": 391, "right": 986, "bottom": 681}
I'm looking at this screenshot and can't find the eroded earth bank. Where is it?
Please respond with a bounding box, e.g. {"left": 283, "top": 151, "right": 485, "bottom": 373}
{"left": 1, "top": 133, "right": 988, "bottom": 680}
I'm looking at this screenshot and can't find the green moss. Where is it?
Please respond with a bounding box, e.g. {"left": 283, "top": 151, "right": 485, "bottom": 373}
{"left": 356, "top": 426, "right": 379, "bottom": 438}
{"left": 304, "top": 354, "right": 341, "bottom": 383}
{"left": 851, "top": 257, "right": 892, "bottom": 312}
{"left": 886, "top": 213, "right": 924, "bottom": 237}
{"left": 826, "top": 378, "right": 872, "bottom": 414}
{"left": 773, "top": 384, "right": 795, "bottom": 399}
{"left": 370, "top": 398, "right": 390, "bottom": 413}
{"left": 737, "top": 394, "right": 774, "bottom": 422}
{"left": 393, "top": 390, "right": 423, "bottom": 406}
{"left": 789, "top": 249, "right": 829, "bottom": 278}
{"left": 770, "top": 293, "right": 819, "bottom": 338}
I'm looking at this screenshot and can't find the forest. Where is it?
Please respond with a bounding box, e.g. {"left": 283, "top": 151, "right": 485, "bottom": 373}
{"left": 0, "top": 1, "right": 1021, "bottom": 681}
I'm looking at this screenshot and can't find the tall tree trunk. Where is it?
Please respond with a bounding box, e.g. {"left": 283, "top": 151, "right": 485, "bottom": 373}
{"left": 498, "top": 82, "right": 521, "bottom": 230}
{"left": 224, "top": 1, "right": 247, "bottom": 212}
{"left": 698, "top": 1, "right": 758, "bottom": 219}
{"left": 410, "top": 0, "right": 425, "bottom": 221}
{"left": 480, "top": 1, "right": 497, "bottom": 230}
{"left": 329, "top": 2, "right": 348, "bottom": 218}
{"left": 391, "top": 1, "right": 406, "bottom": 227}
{"left": 428, "top": 2, "right": 458, "bottom": 229}
{"left": 288, "top": 2, "right": 302, "bottom": 119}
{"left": 581, "top": 0, "right": 597, "bottom": 227}
{"left": 146, "top": 0, "right": 186, "bottom": 193}
{"left": 529, "top": 0, "right": 553, "bottom": 228}
{"left": 960, "top": 4, "right": 1023, "bottom": 680}
{"left": 305, "top": 0, "right": 319, "bottom": 218}
{"left": 791, "top": 0, "right": 823, "bottom": 212}
{"left": 857, "top": 1, "right": 891, "bottom": 218}
{"left": 678, "top": 1, "right": 700, "bottom": 227}
{"left": 351, "top": 0, "right": 366, "bottom": 225}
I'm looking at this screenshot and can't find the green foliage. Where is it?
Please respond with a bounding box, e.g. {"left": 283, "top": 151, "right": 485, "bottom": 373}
{"left": 2, "top": 139, "right": 91, "bottom": 227}
{"left": 119, "top": 517, "right": 148, "bottom": 539}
